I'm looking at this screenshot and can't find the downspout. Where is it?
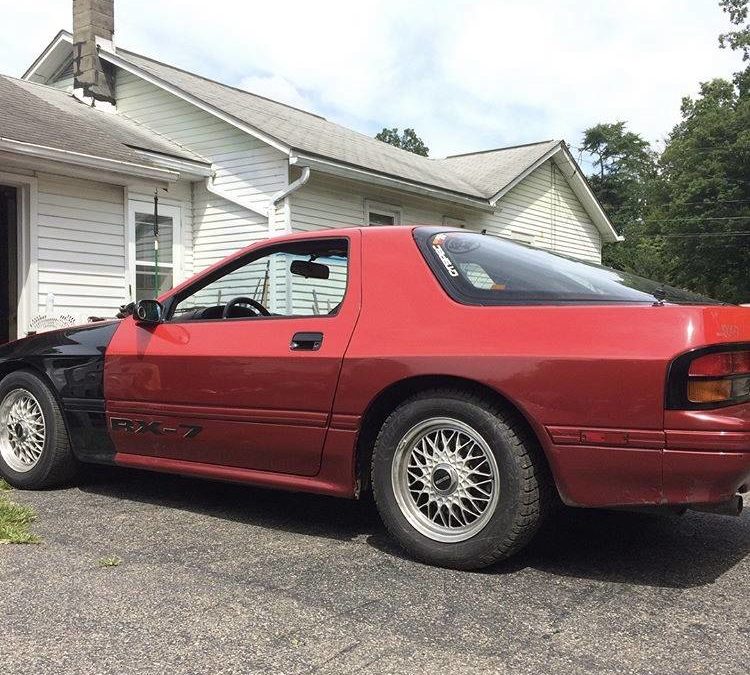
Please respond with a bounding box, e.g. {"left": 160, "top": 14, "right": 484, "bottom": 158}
{"left": 268, "top": 166, "right": 311, "bottom": 234}
{"left": 203, "top": 165, "right": 311, "bottom": 232}
{"left": 269, "top": 165, "right": 311, "bottom": 314}
{"left": 270, "top": 166, "right": 311, "bottom": 210}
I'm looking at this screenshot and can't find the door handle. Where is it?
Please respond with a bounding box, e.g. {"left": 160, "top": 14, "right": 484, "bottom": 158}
{"left": 291, "top": 332, "right": 324, "bottom": 351}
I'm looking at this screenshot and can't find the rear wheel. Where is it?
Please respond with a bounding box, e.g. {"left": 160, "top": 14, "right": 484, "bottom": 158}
{"left": 0, "top": 370, "right": 78, "bottom": 489}
{"left": 372, "top": 390, "right": 548, "bottom": 569}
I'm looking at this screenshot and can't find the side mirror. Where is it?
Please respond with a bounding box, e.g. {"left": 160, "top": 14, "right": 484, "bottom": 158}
{"left": 134, "top": 299, "right": 164, "bottom": 324}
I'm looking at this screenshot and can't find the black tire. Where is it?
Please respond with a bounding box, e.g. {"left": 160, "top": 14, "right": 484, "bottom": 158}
{"left": 371, "top": 389, "right": 549, "bottom": 570}
{"left": 0, "top": 370, "right": 78, "bottom": 489}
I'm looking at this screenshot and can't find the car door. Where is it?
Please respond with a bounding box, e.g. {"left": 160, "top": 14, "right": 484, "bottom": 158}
{"left": 104, "top": 233, "right": 360, "bottom": 476}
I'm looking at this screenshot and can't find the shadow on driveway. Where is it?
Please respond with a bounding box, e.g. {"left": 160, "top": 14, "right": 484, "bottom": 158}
{"left": 79, "top": 465, "right": 750, "bottom": 590}
{"left": 79, "top": 465, "right": 382, "bottom": 542}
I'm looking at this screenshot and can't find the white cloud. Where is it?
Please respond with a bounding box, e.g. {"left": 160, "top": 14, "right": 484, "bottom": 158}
{"left": 0, "top": 0, "right": 742, "bottom": 159}
{"left": 236, "top": 75, "right": 317, "bottom": 113}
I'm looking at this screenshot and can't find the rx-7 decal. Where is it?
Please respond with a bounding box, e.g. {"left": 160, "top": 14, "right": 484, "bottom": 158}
{"left": 110, "top": 418, "right": 203, "bottom": 439}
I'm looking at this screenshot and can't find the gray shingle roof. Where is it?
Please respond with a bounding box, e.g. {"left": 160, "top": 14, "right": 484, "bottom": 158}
{"left": 113, "top": 48, "right": 559, "bottom": 199}
{"left": 0, "top": 74, "right": 208, "bottom": 167}
{"left": 440, "top": 141, "right": 560, "bottom": 198}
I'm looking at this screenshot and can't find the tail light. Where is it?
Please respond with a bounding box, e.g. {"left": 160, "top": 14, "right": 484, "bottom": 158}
{"left": 668, "top": 346, "right": 750, "bottom": 409}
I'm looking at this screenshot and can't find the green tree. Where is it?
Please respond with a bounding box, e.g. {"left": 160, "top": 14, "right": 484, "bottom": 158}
{"left": 375, "top": 127, "right": 429, "bottom": 156}
{"left": 719, "top": 0, "right": 750, "bottom": 59}
{"left": 646, "top": 1, "right": 750, "bottom": 303}
{"left": 581, "top": 2, "right": 750, "bottom": 303}
{"left": 579, "top": 122, "right": 663, "bottom": 276}
{"left": 650, "top": 76, "right": 750, "bottom": 303}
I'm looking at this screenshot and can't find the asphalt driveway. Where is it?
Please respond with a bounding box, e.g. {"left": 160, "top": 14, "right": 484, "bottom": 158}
{"left": 1, "top": 467, "right": 748, "bottom": 675}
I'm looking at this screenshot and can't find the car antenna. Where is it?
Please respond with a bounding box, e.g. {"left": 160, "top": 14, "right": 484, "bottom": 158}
{"left": 481, "top": 229, "right": 487, "bottom": 235}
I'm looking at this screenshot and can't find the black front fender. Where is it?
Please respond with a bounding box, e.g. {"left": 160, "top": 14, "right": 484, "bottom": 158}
{"left": 0, "top": 321, "right": 121, "bottom": 463}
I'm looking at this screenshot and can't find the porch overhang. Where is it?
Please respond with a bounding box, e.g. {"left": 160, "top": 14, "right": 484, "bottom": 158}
{"left": 0, "top": 138, "right": 179, "bottom": 182}
{"left": 0, "top": 138, "right": 211, "bottom": 187}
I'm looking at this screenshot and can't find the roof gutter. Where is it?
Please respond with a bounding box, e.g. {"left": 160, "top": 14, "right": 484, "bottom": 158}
{"left": 132, "top": 149, "right": 212, "bottom": 178}
{"left": 290, "top": 154, "right": 495, "bottom": 212}
{"left": 0, "top": 137, "right": 180, "bottom": 182}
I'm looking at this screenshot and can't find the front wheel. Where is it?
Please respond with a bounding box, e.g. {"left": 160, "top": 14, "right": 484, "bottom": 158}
{"left": 371, "top": 390, "right": 549, "bottom": 570}
{"left": 0, "top": 370, "right": 78, "bottom": 489}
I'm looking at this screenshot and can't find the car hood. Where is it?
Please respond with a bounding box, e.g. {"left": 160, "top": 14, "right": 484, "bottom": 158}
{"left": 0, "top": 321, "right": 121, "bottom": 361}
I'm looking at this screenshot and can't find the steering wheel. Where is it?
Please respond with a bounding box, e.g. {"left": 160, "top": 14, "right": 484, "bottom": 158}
{"left": 222, "top": 296, "right": 271, "bottom": 319}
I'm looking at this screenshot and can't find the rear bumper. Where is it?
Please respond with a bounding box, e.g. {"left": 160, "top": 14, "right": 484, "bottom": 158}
{"left": 663, "top": 449, "right": 750, "bottom": 505}
{"left": 544, "top": 425, "right": 750, "bottom": 508}
{"left": 663, "top": 429, "right": 750, "bottom": 505}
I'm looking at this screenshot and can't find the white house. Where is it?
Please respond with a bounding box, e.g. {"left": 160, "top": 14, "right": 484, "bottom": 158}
{"left": 0, "top": 0, "right": 619, "bottom": 343}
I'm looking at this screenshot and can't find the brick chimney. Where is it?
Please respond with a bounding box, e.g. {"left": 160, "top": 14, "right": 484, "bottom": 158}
{"left": 72, "top": 0, "right": 116, "bottom": 104}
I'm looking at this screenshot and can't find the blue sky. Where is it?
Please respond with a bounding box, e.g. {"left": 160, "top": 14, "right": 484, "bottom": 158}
{"left": 2, "top": 0, "right": 743, "bottom": 167}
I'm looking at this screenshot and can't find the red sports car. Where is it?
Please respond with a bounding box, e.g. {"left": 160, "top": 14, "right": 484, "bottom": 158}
{"left": 1, "top": 226, "right": 748, "bottom": 569}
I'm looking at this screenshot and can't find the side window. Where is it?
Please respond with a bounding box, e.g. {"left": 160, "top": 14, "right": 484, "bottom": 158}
{"left": 170, "top": 239, "right": 349, "bottom": 321}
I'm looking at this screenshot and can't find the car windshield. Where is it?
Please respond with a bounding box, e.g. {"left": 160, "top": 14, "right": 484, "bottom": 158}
{"left": 418, "top": 229, "right": 720, "bottom": 305}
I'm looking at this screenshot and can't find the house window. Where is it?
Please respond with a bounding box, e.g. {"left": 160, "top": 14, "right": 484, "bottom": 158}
{"left": 365, "top": 200, "right": 401, "bottom": 226}
{"left": 128, "top": 201, "right": 181, "bottom": 302}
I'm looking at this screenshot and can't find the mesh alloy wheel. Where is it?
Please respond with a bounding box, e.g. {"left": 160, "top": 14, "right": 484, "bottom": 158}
{"left": 391, "top": 417, "right": 500, "bottom": 543}
{"left": 0, "top": 388, "right": 47, "bottom": 473}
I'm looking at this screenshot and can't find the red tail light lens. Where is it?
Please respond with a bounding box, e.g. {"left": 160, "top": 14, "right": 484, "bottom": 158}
{"left": 686, "top": 349, "right": 750, "bottom": 404}
{"left": 688, "top": 351, "right": 750, "bottom": 377}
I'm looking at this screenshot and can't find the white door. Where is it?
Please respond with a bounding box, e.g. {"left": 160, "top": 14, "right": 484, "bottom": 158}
{"left": 128, "top": 201, "right": 182, "bottom": 302}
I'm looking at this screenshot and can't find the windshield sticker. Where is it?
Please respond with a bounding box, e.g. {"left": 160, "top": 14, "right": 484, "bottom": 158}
{"left": 433, "top": 244, "right": 460, "bottom": 277}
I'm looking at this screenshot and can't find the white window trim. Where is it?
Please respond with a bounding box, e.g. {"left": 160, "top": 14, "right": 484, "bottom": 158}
{"left": 0, "top": 172, "right": 38, "bottom": 339}
{"left": 364, "top": 199, "right": 402, "bottom": 226}
{"left": 126, "top": 199, "right": 182, "bottom": 302}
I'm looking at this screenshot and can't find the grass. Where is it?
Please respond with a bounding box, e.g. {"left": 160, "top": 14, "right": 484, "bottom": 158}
{"left": 0, "top": 482, "right": 40, "bottom": 545}
{"left": 98, "top": 555, "right": 122, "bottom": 568}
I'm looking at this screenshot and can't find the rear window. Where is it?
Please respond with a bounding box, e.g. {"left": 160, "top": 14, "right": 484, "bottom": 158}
{"left": 416, "top": 229, "right": 719, "bottom": 306}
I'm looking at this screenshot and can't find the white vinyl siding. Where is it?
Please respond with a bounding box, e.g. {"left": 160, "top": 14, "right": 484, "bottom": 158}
{"left": 191, "top": 181, "right": 270, "bottom": 270}
{"left": 290, "top": 176, "right": 368, "bottom": 231}
{"left": 482, "top": 160, "right": 602, "bottom": 262}
{"left": 36, "top": 173, "right": 127, "bottom": 322}
{"left": 115, "top": 70, "right": 289, "bottom": 271}
{"left": 290, "top": 158, "right": 602, "bottom": 263}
